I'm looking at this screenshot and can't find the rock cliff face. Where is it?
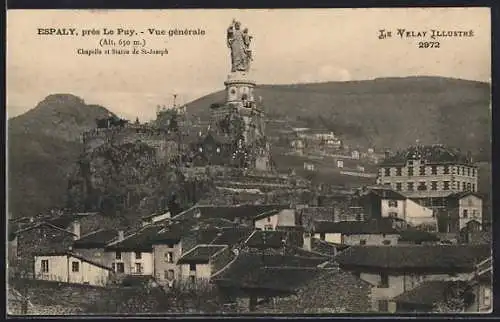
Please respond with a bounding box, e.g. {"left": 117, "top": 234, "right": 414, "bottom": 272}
{"left": 67, "top": 138, "right": 215, "bottom": 225}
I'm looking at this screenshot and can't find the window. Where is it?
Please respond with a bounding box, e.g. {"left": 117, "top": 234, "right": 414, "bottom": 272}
{"left": 388, "top": 200, "right": 398, "bottom": 208}
{"left": 443, "top": 166, "right": 450, "bottom": 174}
{"left": 472, "top": 184, "right": 476, "bottom": 192}
{"left": 116, "top": 263, "right": 125, "bottom": 273}
{"left": 384, "top": 168, "right": 391, "bottom": 176}
{"left": 189, "top": 276, "right": 195, "bottom": 284}
{"left": 396, "top": 167, "right": 402, "bottom": 176}
{"left": 135, "top": 263, "right": 143, "bottom": 274}
{"left": 41, "top": 260, "right": 49, "bottom": 273}
{"left": 379, "top": 274, "right": 389, "bottom": 288}
{"left": 462, "top": 182, "right": 466, "bottom": 191}
{"left": 417, "top": 182, "right": 427, "bottom": 191}
{"left": 166, "top": 252, "right": 174, "bottom": 263}
{"left": 419, "top": 166, "right": 425, "bottom": 175}
{"left": 431, "top": 181, "right": 438, "bottom": 191}
{"left": 431, "top": 166, "right": 437, "bottom": 175}
{"left": 472, "top": 210, "right": 477, "bottom": 218}
{"left": 164, "top": 269, "right": 175, "bottom": 280}
{"left": 467, "top": 167, "right": 470, "bottom": 176}
{"left": 472, "top": 168, "right": 476, "bottom": 177}
{"left": 407, "top": 182, "right": 414, "bottom": 191}
{"left": 463, "top": 209, "right": 468, "bottom": 219}
{"left": 443, "top": 181, "right": 450, "bottom": 190}
{"left": 483, "top": 288, "right": 491, "bottom": 306}
{"left": 396, "top": 183, "right": 402, "bottom": 191}
{"left": 467, "top": 183, "right": 472, "bottom": 191}
{"left": 189, "top": 263, "right": 196, "bottom": 272}
{"left": 115, "top": 251, "right": 122, "bottom": 260}
{"left": 408, "top": 160, "right": 414, "bottom": 166}
{"left": 264, "top": 225, "right": 273, "bottom": 231}
{"left": 388, "top": 212, "right": 398, "bottom": 218}
{"left": 72, "top": 261, "right": 79, "bottom": 272}
{"left": 267, "top": 217, "right": 271, "bottom": 222}
{"left": 382, "top": 240, "right": 391, "bottom": 245}
{"left": 135, "top": 251, "right": 142, "bottom": 259}
{"left": 112, "top": 263, "right": 116, "bottom": 271}
{"left": 408, "top": 167, "right": 414, "bottom": 176}
{"left": 319, "top": 232, "right": 326, "bottom": 241}
{"left": 378, "top": 300, "right": 389, "bottom": 312}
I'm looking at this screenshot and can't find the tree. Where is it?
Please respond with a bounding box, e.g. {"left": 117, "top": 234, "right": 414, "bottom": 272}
{"left": 433, "top": 281, "right": 475, "bottom": 313}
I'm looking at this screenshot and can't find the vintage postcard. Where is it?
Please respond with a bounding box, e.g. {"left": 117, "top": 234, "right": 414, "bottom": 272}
{"left": 6, "top": 8, "right": 492, "bottom": 315}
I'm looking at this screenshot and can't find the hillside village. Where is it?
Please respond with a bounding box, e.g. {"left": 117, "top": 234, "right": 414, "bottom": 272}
{"left": 7, "top": 19, "right": 492, "bottom": 316}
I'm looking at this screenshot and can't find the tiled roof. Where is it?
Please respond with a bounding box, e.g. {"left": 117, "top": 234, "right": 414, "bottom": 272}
{"left": 244, "top": 230, "right": 288, "bottom": 249}
{"left": 13, "top": 221, "right": 76, "bottom": 237}
{"left": 398, "top": 229, "right": 440, "bottom": 243}
{"left": 174, "top": 204, "right": 290, "bottom": 222}
{"left": 336, "top": 244, "right": 491, "bottom": 272}
{"left": 48, "top": 212, "right": 99, "bottom": 229}
{"left": 72, "top": 229, "right": 118, "bottom": 249}
{"left": 34, "top": 251, "right": 113, "bottom": 271}
{"left": 177, "top": 245, "right": 227, "bottom": 264}
{"left": 253, "top": 209, "right": 287, "bottom": 221}
{"left": 311, "top": 238, "right": 345, "bottom": 256}
{"left": 379, "top": 145, "right": 473, "bottom": 166}
{"left": 393, "top": 281, "right": 467, "bottom": 306}
{"left": 210, "top": 227, "right": 253, "bottom": 245}
{"left": 445, "top": 191, "right": 483, "bottom": 200}
{"left": 313, "top": 219, "right": 398, "bottom": 235}
{"left": 364, "top": 188, "right": 407, "bottom": 200}
{"left": 217, "top": 267, "right": 324, "bottom": 292}
{"left": 105, "top": 224, "right": 183, "bottom": 252}
{"left": 212, "top": 252, "right": 327, "bottom": 283}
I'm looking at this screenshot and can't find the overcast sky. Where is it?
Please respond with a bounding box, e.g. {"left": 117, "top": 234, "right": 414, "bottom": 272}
{"left": 7, "top": 8, "right": 491, "bottom": 121}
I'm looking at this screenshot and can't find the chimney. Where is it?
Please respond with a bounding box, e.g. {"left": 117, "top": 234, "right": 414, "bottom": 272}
{"left": 118, "top": 230, "right": 124, "bottom": 242}
{"left": 303, "top": 232, "right": 312, "bottom": 252}
{"left": 72, "top": 221, "right": 81, "bottom": 240}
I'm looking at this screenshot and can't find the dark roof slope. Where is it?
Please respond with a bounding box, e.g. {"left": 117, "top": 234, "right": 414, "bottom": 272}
{"left": 336, "top": 244, "right": 491, "bottom": 272}
{"left": 379, "top": 145, "right": 473, "bottom": 166}
{"left": 34, "top": 251, "right": 113, "bottom": 271}
{"left": 177, "top": 245, "right": 227, "bottom": 264}
{"left": 210, "top": 227, "right": 253, "bottom": 245}
{"left": 445, "top": 191, "right": 483, "bottom": 200}
{"left": 73, "top": 229, "right": 118, "bottom": 249}
{"left": 313, "top": 220, "right": 398, "bottom": 234}
{"left": 244, "top": 230, "right": 288, "bottom": 249}
{"left": 311, "top": 238, "right": 346, "bottom": 256}
{"left": 212, "top": 252, "right": 327, "bottom": 283}
{"left": 105, "top": 224, "right": 183, "bottom": 252}
{"left": 398, "top": 229, "right": 440, "bottom": 244}
{"left": 393, "top": 281, "right": 469, "bottom": 306}
{"left": 174, "top": 204, "right": 290, "bottom": 222}
{"left": 365, "top": 188, "right": 407, "bottom": 200}
{"left": 216, "top": 267, "right": 323, "bottom": 292}
{"left": 48, "top": 212, "right": 99, "bottom": 229}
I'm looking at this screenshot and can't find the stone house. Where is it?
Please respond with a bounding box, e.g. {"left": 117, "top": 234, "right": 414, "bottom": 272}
{"left": 211, "top": 252, "right": 328, "bottom": 312}
{"left": 176, "top": 244, "right": 231, "bottom": 283}
{"left": 253, "top": 208, "right": 298, "bottom": 231}
{"left": 72, "top": 229, "right": 119, "bottom": 265}
{"left": 445, "top": 192, "right": 483, "bottom": 231}
{"left": 335, "top": 244, "right": 491, "bottom": 313}
{"left": 310, "top": 219, "right": 400, "bottom": 246}
{"left": 360, "top": 187, "right": 435, "bottom": 229}
{"left": 33, "top": 251, "right": 114, "bottom": 286}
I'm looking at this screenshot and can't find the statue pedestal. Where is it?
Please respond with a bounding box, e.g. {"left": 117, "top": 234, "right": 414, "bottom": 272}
{"left": 224, "top": 72, "right": 256, "bottom": 105}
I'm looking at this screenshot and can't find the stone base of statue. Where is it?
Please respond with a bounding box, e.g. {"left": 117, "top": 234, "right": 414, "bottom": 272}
{"left": 224, "top": 71, "right": 256, "bottom": 105}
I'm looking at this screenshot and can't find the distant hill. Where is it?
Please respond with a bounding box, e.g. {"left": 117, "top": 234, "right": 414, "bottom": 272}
{"left": 8, "top": 94, "right": 114, "bottom": 219}
{"left": 185, "top": 76, "right": 491, "bottom": 161}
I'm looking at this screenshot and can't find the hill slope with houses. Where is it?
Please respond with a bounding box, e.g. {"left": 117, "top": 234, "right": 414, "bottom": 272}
{"left": 7, "top": 77, "right": 491, "bottom": 219}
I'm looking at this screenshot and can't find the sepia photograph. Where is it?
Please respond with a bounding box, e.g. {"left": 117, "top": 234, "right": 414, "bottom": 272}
{"left": 6, "top": 8, "right": 492, "bottom": 315}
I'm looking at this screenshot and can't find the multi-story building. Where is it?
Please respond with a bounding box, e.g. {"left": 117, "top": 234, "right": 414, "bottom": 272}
{"left": 377, "top": 145, "right": 478, "bottom": 212}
